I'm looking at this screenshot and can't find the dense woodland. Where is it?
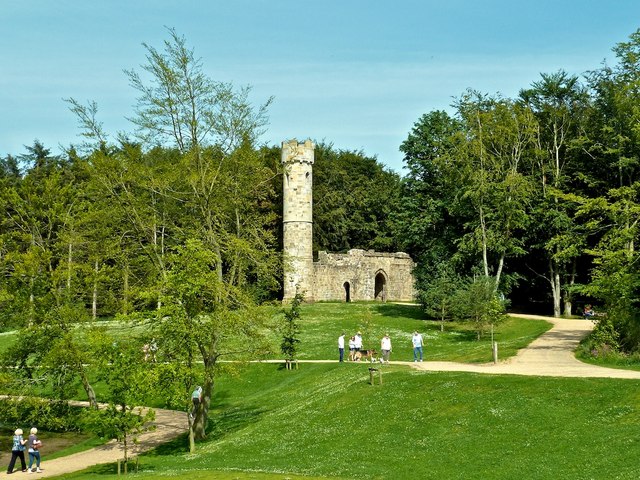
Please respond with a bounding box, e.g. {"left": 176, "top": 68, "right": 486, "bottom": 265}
{"left": 2, "top": 27, "right": 640, "bottom": 444}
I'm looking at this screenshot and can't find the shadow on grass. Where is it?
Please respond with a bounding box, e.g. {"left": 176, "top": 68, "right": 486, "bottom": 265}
{"left": 374, "top": 303, "right": 425, "bottom": 320}
{"left": 142, "top": 404, "right": 268, "bottom": 460}
{"left": 206, "top": 405, "right": 268, "bottom": 440}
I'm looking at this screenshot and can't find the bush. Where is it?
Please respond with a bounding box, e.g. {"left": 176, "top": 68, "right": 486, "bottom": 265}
{"left": 0, "top": 397, "right": 84, "bottom": 432}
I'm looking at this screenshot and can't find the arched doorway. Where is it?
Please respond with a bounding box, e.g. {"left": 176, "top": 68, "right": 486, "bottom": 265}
{"left": 343, "top": 282, "right": 351, "bottom": 302}
{"left": 374, "top": 271, "right": 387, "bottom": 302}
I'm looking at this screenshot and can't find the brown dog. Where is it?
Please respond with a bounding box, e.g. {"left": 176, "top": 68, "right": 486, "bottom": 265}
{"left": 353, "top": 349, "right": 378, "bottom": 363}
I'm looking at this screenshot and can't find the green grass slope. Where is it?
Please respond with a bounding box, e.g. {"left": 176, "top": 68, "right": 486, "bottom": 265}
{"left": 63, "top": 363, "right": 640, "bottom": 480}
{"left": 271, "top": 303, "right": 552, "bottom": 363}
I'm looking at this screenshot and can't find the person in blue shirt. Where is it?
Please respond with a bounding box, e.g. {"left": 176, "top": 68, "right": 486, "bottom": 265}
{"left": 27, "top": 427, "right": 42, "bottom": 473}
{"left": 412, "top": 331, "right": 424, "bottom": 362}
{"left": 7, "top": 428, "right": 27, "bottom": 474}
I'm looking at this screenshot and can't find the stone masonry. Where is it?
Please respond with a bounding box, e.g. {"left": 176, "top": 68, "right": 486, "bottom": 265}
{"left": 281, "top": 139, "right": 416, "bottom": 302}
{"left": 314, "top": 249, "right": 416, "bottom": 302}
{"left": 282, "top": 139, "right": 315, "bottom": 301}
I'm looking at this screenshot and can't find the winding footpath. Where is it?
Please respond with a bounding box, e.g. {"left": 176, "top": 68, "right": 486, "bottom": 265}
{"left": 7, "top": 314, "right": 640, "bottom": 478}
{"left": 407, "top": 314, "right": 640, "bottom": 379}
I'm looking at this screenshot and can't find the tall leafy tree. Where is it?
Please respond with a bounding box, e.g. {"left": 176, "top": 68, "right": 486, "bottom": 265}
{"left": 519, "top": 71, "right": 590, "bottom": 316}
{"left": 112, "top": 30, "right": 279, "bottom": 442}
{"left": 313, "top": 143, "right": 402, "bottom": 253}
{"left": 454, "top": 92, "right": 536, "bottom": 291}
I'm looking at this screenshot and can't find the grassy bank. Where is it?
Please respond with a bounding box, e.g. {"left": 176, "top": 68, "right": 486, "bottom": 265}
{"left": 268, "top": 302, "right": 553, "bottom": 363}
{"left": 58, "top": 363, "right": 640, "bottom": 480}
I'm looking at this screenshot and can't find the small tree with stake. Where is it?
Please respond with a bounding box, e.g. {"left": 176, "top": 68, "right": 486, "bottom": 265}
{"left": 281, "top": 290, "right": 303, "bottom": 370}
{"left": 85, "top": 333, "right": 155, "bottom": 470}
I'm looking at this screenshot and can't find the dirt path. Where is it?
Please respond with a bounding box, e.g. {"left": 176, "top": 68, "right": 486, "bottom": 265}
{"left": 405, "top": 314, "right": 640, "bottom": 379}
{"left": 6, "top": 314, "right": 640, "bottom": 477}
{"left": 2, "top": 407, "right": 188, "bottom": 478}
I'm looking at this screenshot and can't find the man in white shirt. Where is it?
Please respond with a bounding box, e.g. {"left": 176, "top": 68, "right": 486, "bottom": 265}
{"left": 380, "top": 334, "right": 392, "bottom": 363}
{"left": 338, "top": 333, "right": 345, "bottom": 362}
{"left": 412, "top": 331, "right": 424, "bottom": 362}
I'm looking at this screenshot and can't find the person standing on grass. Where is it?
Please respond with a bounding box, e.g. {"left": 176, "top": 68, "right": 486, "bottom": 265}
{"left": 380, "top": 333, "right": 392, "bottom": 363}
{"left": 190, "top": 386, "right": 202, "bottom": 419}
{"left": 412, "top": 331, "right": 424, "bottom": 362}
{"left": 338, "top": 332, "right": 345, "bottom": 362}
{"left": 7, "top": 428, "right": 27, "bottom": 474}
{"left": 348, "top": 336, "right": 356, "bottom": 361}
{"left": 354, "top": 331, "right": 363, "bottom": 354}
{"left": 27, "top": 427, "right": 42, "bottom": 473}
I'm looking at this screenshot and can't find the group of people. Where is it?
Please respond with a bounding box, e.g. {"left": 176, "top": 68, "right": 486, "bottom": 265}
{"left": 337, "top": 330, "right": 425, "bottom": 363}
{"left": 7, "top": 427, "right": 42, "bottom": 474}
{"left": 338, "top": 332, "right": 363, "bottom": 362}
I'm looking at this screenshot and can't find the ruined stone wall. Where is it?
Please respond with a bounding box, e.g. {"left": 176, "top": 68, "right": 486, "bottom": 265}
{"left": 313, "top": 249, "right": 416, "bottom": 302}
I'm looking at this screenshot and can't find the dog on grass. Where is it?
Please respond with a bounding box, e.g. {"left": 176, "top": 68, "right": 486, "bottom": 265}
{"left": 353, "top": 349, "right": 378, "bottom": 363}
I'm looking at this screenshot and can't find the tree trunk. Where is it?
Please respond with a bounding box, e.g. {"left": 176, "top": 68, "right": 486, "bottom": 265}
{"left": 193, "top": 354, "right": 216, "bottom": 441}
{"left": 67, "top": 242, "right": 73, "bottom": 291}
{"left": 188, "top": 422, "right": 196, "bottom": 453}
{"left": 494, "top": 254, "right": 505, "bottom": 293}
{"left": 29, "top": 277, "right": 35, "bottom": 326}
{"left": 82, "top": 374, "right": 98, "bottom": 409}
{"left": 549, "top": 259, "right": 561, "bottom": 317}
{"left": 563, "top": 258, "right": 576, "bottom": 317}
{"left": 122, "top": 265, "right": 129, "bottom": 315}
{"left": 92, "top": 260, "right": 99, "bottom": 320}
{"left": 480, "top": 206, "right": 489, "bottom": 277}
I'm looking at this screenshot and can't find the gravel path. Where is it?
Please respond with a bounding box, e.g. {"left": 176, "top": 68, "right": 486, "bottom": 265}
{"left": 406, "top": 314, "right": 640, "bottom": 379}
{"left": 7, "top": 313, "right": 639, "bottom": 478}
{"left": 2, "top": 407, "right": 188, "bottom": 478}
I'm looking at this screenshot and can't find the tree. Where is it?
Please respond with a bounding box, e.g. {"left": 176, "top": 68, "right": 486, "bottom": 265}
{"left": 155, "top": 240, "right": 274, "bottom": 443}
{"left": 453, "top": 276, "right": 507, "bottom": 340}
{"left": 87, "top": 333, "right": 155, "bottom": 464}
{"left": 397, "top": 111, "right": 467, "bottom": 300}
{"left": 280, "top": 290, "right": 302, "bottom": 368}
{"left": 312, "top": 143, "right": 402, "bottom": 253}
{"left": 125, "top": 27, "right": 272, "bottom": 154}
{"left": 454, "top": 92, "right": 537, "bottom": 292}
{"left": 420, "top": 261, "right": 462, "bottom": 331}
{"left": 1, "top": 304, "right": 99, "bottom": 408}
{"left": 519, "top": 71, "right": 589, "bottom": 316}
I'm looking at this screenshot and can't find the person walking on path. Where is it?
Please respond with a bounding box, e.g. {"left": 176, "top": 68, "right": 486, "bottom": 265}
{"left": 381, "top": 334, "right": 392, "bottom": 363}
{"left": 27, "top": 427, "right": 42, "bottom": 473}
{"left": 7, "top": 428, "right": 27, "bottom": 474}
{"left": 412, "top": 331, "right": 424, "bottom": 362}
{"left": 338, "top": 333, "right": 345, "bottom": 362}
{"left": 190, "top": 386, "right": 202, "bottom": 419}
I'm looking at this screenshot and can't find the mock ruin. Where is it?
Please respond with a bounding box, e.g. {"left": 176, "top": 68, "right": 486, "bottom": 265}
{"left": 281, "top": 139, "right": 416, "bottom": 302}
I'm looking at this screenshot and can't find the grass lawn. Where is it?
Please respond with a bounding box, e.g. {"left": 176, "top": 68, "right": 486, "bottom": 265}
{"left": 267, "top": 302, "right": 552, "bottom": 363}
{"left": 57, "top": 363, "right": 640, "bottom": 480}
{"left": 9, "top": 302, "right": 640, "bottom": 479}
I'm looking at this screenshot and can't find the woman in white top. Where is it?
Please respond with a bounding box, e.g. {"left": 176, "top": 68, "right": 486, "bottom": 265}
{"left": 380, "top": 334, "right": 392, "bottom": 363}
{"left": 348, "top": 336, "right": 356, "bottom": 361}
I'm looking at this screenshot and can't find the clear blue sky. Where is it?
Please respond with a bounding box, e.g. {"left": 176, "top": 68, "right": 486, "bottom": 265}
{"left": 2, "top": 1, "right": 639, "bottom": 172}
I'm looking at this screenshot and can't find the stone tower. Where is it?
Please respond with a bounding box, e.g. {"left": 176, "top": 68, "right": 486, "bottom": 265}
{"left": 281, "top": 139, "right": 315, "bottom": 302}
